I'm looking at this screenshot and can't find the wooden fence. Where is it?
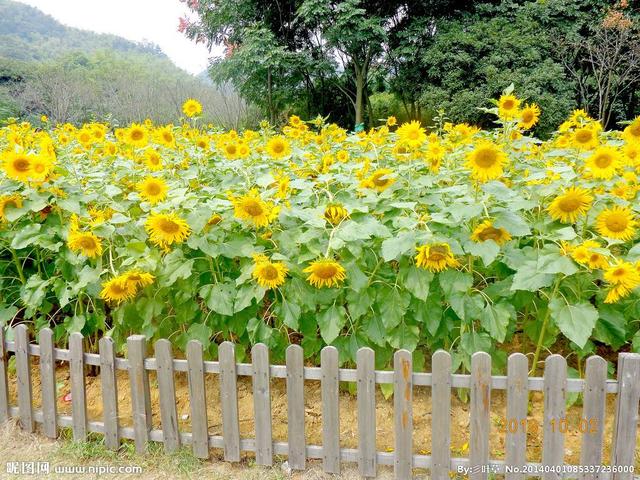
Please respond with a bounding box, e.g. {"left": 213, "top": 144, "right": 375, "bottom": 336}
{"left": 1, "top": 324, "right": 640, "bottom": 479}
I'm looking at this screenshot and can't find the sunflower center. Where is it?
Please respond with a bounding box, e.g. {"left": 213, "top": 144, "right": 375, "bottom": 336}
{"left": 428, "top": 245, "right": 449, "bottom": 261}
{"left": 13, "top": 158, "right": 30, "bottom": 172}
{"left": 158, "top": 218, "right": 180, "bottom": 234}
{"left": 314, "top": 264, "right": 338, "bottom": 279}
{"left": 575, "top": 130, "right": 593, "bottom": 144}
{"left": 261, "top": 264, "right": 279, "bottom": 280}
{"left": 522, "top": 110, "right": 534, "bottom": 122}
{"left": 594, "top": 154, "right": 613, "bottom": 168}
{"left": 79, "top": 236, "right": 98, "bottom": 249}
{"left": 558, "top": 197, "right": 580, "bottom": 212}
{"left": 131, "top": 129, "right": 144, "bottom": 141}
{"left": 605, "top": 214, "right": 628, "bottom": 232}
{"left": 271, "top": 142, "right": 284, "bottom": 154}
{"left": 474, "top": 148, "right": 497, "bottom": 168}
{"left": 109, "top": 283, "right": 126, "bottom": 295}
{"left": 478, "top": 227, "right": 502, "bottom": 241}
{"left": 33, "top": 163, "right": 45, "bottom": 174}
{"left": 226, "top": 145, "right": 237, "bottom": 155}
{"left": 629, "top": 123, "right": 640, "bottom": 137}
{"left": 243, "top": 200, "right": 264, "bottom": 217}
{"left": 407, "top": 129, "right": 419, "bottom": 140}
{"left": 145, "top": 183, "right": 162, "bottom": 196}
{"left": 502, "top": 99, "right": 515, "bottom": 110}
{"left": 373, "top": 174, "right": 389, "bottom": 187}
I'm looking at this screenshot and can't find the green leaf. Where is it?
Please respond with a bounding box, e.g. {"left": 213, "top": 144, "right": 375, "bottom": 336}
{"left": 10, "top": 224, "right": 42, "bottom": 249}
{"left": 439, "top": 271, "right": 473, "bottom": 298}
{"left": 0, "top": 306, "right": 18, "bottom": 327}
{"left": 536, "top": 252, "right": 577, "bottom": 276}
{"left": 493, "top": 210, "right": 530, "bottom": 236}
{"left": 549, "top": 298, "right": 598, "bottom": 349}
{"left": 388, "top": 323, "right": 420, "bottom": 351}
{"left": 460, "top": 331, "right": 492, "bottom": 355}
{"left": 278, "top": 299, "right": 301, "bottom": 330}
{"left": 318, "top": 305, "right": 347, "bottom": 344}
{"left": 199, "top": 282, "right": 235, "bottom": 316}
{"left": 465, "top": 240, "right": 501, "bottom": 266}
{"left": 381, "top": 231, "right": 415, "bottom": 261}
{"left": 400, "top": 266, "right": 433, "bottom": 301}
{"left": 159, "top": 250, "right": 194, "bottom": 287}
{"left": 376, "top": 286, "right": 410, "bottom": 330}
{"left": 592, "top": 306, "right": 626, "bottom": 350}
{"left": 480, "top": 302, "right": 515, "bottom": 342}
{"left": 511, "top": 261, "right": 554, "bottom": 291}
{"left": 187, "top": 323, "right": 212, "bottom": 345}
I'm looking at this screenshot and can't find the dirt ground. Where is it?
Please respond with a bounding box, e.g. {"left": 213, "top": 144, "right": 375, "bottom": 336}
{"left": 4, "top": 360, "right": 640, "bottom": 474}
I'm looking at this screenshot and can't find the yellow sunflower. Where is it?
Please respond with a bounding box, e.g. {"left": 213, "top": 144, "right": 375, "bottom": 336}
{"left": 415, "top": 243, "right": 459, "bottom": 272}
{"left": 231, "top": 189, "right": 279, "bottom": 227}
{"left": 144, "top": 148, "right": 163, "bottom": 171}
{"left": 518, "top": 103, "right": 541, "bottom": 130}
{"left": 622, "top": 116, "right": 640, "bottom": 144}
{"left": 252, "top": 256, "right": 288, "bottom": 289}
{"left": 154, "top": 126, "right": 176, "bottom": 147}
{"left": 571, "top": 125, "right": 599, "bottom": 150}
{"left": 470, "top": 220, "right": 512, "bottom": 245}
{"left": 497, "top": 94, "right": 521, "bottom": 120}
{"left": 603, "top": 261, "right": 640, "bottom": 303}
{"left": 2, "top": 151, "right": 38, "bottom": 182}
{"left": 182, "top": 98, "right": 203, "bottom": 117}
{"left": 386, "top": 116, "right": 397, "bottom": 127}
{"left": 585, "top": 146, "right": 620, "bottom": 180}
{"left": 0, "top": 194, "right": 22, "bottom": 222}
{"left": 324, "top": 204, "right": 349, "bottom": 225}
{"left": 266, "top": 136, "right": 291, "bottom": 159}
{"left": 137, "top": 177, "right": 168, "bottom": 205}
{"left": 595, "top": 206, "right": 637, "bottom": 241}
{"left": 466, "top": 141, "right": 507, "bottom": 182}
{"left": 547, "top": 187, "right": 593, "bottom": 223}
{"left": 304, "top": 259, "right": 346, "bottom": 288}
{"left": 99, "top": 275, "right": 137, "bottom": 305}
{"left": 126, "top": 124, "right": 149, "bottom": 148}
{"left": 361, "top": 168, "right": 395, "bottom": 192}
{"left": 145, "top": 212, "right": 191, "bottom": 249}
{"left": 67, "top": 230, "right": 103, "bottom": 258}
{"left": 396, "top": 120, "right": 427, "bottom": 148}
{"left": 124, "top": 269, "right": 155, "bottom": 289}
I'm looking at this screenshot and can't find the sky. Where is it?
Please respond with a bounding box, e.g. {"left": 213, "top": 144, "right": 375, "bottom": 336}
{"left": 15, "top": 0, "right": 223, "bottom": 75}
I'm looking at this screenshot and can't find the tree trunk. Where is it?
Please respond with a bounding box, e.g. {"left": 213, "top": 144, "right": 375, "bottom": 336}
{"left": 354, "top": 69, "right": 364, "bottom": 128}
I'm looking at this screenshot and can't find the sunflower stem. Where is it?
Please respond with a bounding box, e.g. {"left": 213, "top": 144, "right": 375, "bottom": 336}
{"left": 10, "top": 248, "right": 26, "bottom": 285}
{"left": 531, "top": 279, "right": 560, "bottom": 375}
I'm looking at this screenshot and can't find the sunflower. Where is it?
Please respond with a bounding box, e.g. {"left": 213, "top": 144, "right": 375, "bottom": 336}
{"left": 182, "top": 98, "right": 203, "bottom": 117}
{"left": 324, "top": 204, "right": 349, "bottom": 225}
{"left": 595, "top": 206, "right": 637, "bottom": 241}
{"left": 205, "top": 213, "right": 223, "bottom": 230}
{"left": 396, "top": 120, "right": 427, "bottom": 148}
{"left": 221, "top": 142, "right": 239, "bottom": 159}
{"left": 415, "top": 243, "right": 459, "bottom": 272}
{"left": 0, "top": 194, "right": 22, "bottom": 222}
{"left": 137, "top": 177, "right": 168, "bottom": 205}
{"left": 622, "top": 116, "right": 640, "bottom": 144}
{"left": 361, "top": 168, "right": 395, "bottom": 192}
{"left": 266, "top": 136, "right": 291, "bottom": 159}
{"left": 252, "top": 256, "right": 288, "bottom": 289}
{"left": 585, "top": 146, "right": 620, "bottom": 180}
{"left": 497, "top": 94, "right": 521, "bottom": 120}
{"left": 386, "top": 116, "right": 397, "bottom": 127}
{"left": 470, "top": 220, "right": 512, "bottom": 245}
{"left": 124, "top": 269, "right": 155, "bottom": 289}
{"left": 67, "top": 230, "right": 103, "bottom": 258}
{"left": 571, "top": 125, "right": 599, "bottom": 150}
{"left": 144, "top": 148, "right": 163, "bottom": 171}
{"left": 547, "top": 187, "right": 593, "bottom": 223}
{"left": 2, "top": 151, "right": 37, "bottom": 182}
{"left": 304, "top": 259, "right": 346, "bottom": 288}
{"left": 126, "top": 124, "right": 149, "bottom": 148}
{"left": 29, "top": 155, "right": 54, "bottom": 182}
{"left": 145, "top": 212, "right": 191, "bottom": 249}
{"left": 154, "top": 126, "right": 176, "bottom": 147}
{"left": 466, "top": 141, "right": 507, "bottom": 182}
{"left": 604, "top": 260, "right": 640, "bottom": 293}
{"left": 518, "top": 103, "right": 541, "bottom": 130}
{"left": 99, "top": 275, "right": 137, "bottom": 304}
{"left": 231, "top": 189, "right": 279, "bottom": 227}
{"left": 289, "top": 115, "right": 303, "bottom": 128}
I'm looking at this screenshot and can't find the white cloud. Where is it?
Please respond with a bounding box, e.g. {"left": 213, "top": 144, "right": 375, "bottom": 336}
{"left": 15, "top": 0, "right": 223, "bottom": 75}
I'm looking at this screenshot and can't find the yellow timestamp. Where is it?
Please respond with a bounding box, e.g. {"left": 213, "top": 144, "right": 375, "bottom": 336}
{"left": 498, "top": 417, "right": 599, "bottom": 435}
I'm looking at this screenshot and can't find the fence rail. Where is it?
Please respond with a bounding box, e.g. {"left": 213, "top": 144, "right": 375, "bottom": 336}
{"left": 1, "top": 325, "right": 639, "bottom": 479}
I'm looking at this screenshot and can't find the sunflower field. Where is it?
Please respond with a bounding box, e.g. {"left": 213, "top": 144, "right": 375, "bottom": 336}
{"left": 1, "top": 86, "right": 640, "bottom": 373}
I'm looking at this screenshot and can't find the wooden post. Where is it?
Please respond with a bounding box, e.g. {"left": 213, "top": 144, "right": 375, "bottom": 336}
{"left": 0, "top": 326, "right": 9, "bottom": 424}
{"left": 394, "top": 350, "right": 413, "bottom": 480}
{"left": 69, "top": 332, "right": 87, "bottom": 442}
{"left": 610, "top": 353, "right": 640, "bottom": 480}
{"left": 357, "top": 347, "right": 376, "bottom": 478}
{"left": 285, "top": 344, "right": 305, "bottom": 470}
{"left": 127, "top": 335, "right": 151, "bottom": 453}
{"left": 39, "top": 328, "right": 57, "bottom": 438}
{"left": 15, "top": 324, "right": 33, "bottom": 432}
{"left": 321, "top": 346, "right": 340, "bottom": 474}
{"left": 580, "top": 356, "right": 607, "bottom": 480}
{"left": 155, "top": 339, "right": 180, "bottom": 454}
{"left": 219, "top": 341, "right": 240, "bottom": 462}
{"left": 542, "top": 355, "right": 567, "bottom": 480}
{"left": 252, "top": 343, "right": 273, "bottom": 466}
{"left": 187, "top": 340, "right": 209, "bottom": 459}
{"left": 431, "top": 350, "right": 451, "bottom": 480}
{"left": 505, "top": 353, "right": 528, "bottom": 480}
{"left": 99, "top": 337, "right": 119, "bottom": 450}
{"left": 470, "top": 352, "right": 491, "bottom": 480}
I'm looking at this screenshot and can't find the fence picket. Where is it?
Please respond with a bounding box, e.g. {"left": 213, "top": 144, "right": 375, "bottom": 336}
{"left": 470, "top": 352, "right": 491, "bottom": 480}
{"left": 69, "top": 332, "right": 87, "bottom": 442}
{"left": 39, "top": 328, "right": 57, "bottom": 438}
{"left": 580, "top": 356, "right": 606, "bottom": 480}
{"left": 321, "top": 346, "right": 340, "bottom": 474}
{"left": 431, "top": 350, "right": 451, "bottom": 480}
{"left": 357, "top": 347, "right": 376, "bottom": 478}
{"left": 0, "top": 327, "right": 9, "bottom": 424}
{"left": 99, "top": 337, "right": 119, "bottom": 449}
{"left": 252, "top": 343, "right": 272, "bottom": 466}
{"left": 610, "top": 353, "right": 640, "bottom": 480}
{"left": 219, "top": 341, "right": 240, "bottom": 462}
{"left": 187, "top": 340, "right": 209, "bottom": 459}
{"left": 394, "top": 350, "right": 413, "bottom": 480}
{"left": 542, "top": 355, "right": 567, "bottom": 480}
{"left": 128, "top": 335, "right": 151, "bottom": 453}
{"left": 285, "top": 344, "right": 305, "bottom": 471}
{"left": 505, "top": 353, "right": 528, "bottom": 480}
{"left": 15, "top": 324, "right": 33, "bottom": 432}
{"left": 154, "top": 339, "right": 180, "bottom": 453}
